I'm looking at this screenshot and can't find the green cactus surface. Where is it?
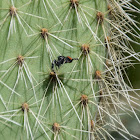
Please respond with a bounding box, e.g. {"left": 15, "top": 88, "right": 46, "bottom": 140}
{"left": 0, "top": 0, "right": 140, "bottom": 140}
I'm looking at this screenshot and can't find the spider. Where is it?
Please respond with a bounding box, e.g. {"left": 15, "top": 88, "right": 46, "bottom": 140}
{"left": 51, "top": 56, "right": 78, "bottom": 72}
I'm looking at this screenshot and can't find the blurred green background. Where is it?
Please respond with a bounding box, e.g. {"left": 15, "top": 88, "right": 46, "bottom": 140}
{"left": 128, "top": 1, "right": 140, "bottom": 89}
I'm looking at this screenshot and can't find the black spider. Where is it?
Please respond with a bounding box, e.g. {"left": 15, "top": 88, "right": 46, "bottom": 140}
{"left": 51, "top": 56, "right": 78, "bottom": 72}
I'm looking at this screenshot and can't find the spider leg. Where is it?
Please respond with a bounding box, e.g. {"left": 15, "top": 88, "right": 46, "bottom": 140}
{"left": 72, "top": 58, "right": 79, "bottom": 60}
{"left": 51, "top": 60, "right": 56, "bottom": 72}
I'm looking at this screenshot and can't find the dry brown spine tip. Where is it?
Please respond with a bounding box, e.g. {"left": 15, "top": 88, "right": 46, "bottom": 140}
{"left": 10, "top": 6, "right": 17, "bottom": 16}
{"left": 80, "top": 94, "right": 88, "bottom": 106}
{"left": 107, "top": 5, "right": 112, "bottom": 14}
{"left": 41, "top": 28, "right": 48, "bottom": 39}
{"left": 107, "top": 5, "right": 111, "bottom": 10}
{"left": 17, "top": 55, "right": 24, "bottom": 66}
{"left": 106, "top": 60, "right": 112, "bottom": 67}
{"left": 91, "top": 120, "right": 94, "bottom": 130}
{"left": 21, "top": 103, "right": 29, "bottom": 112}
{"left": 96, "top": 12, "right": 104, "bottom": 23}
{"left": 81, "top": 44, "right": 90, "bottom": 55}
{"left": 106, "top": 36, "right": 110, "bottom": 42}
{"left": 100, "top": 90, "right": 103, "bottom": 96}
{"left": 52, "top": 123, "right": 60, "bottom": 133}
{"left": 70, "top": 0, "right": 79, "bottom": 8}
{"left": 95, "top": 70, "right": 101, "bottom": 79}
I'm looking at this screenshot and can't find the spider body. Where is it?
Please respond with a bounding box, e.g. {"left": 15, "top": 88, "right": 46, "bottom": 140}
{"left": 52, "top": 56, "right": 78, "bottom": 71}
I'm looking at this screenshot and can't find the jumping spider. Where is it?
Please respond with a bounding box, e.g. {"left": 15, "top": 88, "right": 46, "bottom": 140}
{"left": 51, "top": 56, "right": 78, "bottom": 72}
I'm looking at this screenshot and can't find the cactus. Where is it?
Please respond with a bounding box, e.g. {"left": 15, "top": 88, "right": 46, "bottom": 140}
{"left": 0, "top": 0, "right": 139, "bottom": 139}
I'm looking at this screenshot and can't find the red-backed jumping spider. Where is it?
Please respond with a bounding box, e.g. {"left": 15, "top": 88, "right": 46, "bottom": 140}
{"left": 51, "top": 56, "right": 78, "bottom": 72}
